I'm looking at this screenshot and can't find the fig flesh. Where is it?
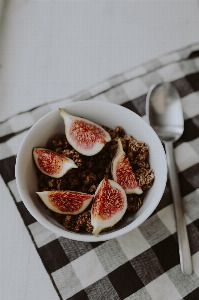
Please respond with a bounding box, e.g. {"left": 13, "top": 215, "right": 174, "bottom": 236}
{"left": 59, "top": 108, "right": 111, "bottom": 156}
{"left": 36, "top": 191, "right": 93, "bottom": 215}
{"left": 112, "top": 139, "right": 142, "bottom": 194}
{"left": 91, "top": 178, "right": 127, "bottom": 236}
{"left": 33, "top": 148, "right": 77, "bottom": 178}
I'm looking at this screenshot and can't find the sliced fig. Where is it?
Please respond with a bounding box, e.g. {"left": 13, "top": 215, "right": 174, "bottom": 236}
{"left": 112, "top": 139, "right": 143, "bottom": 194}
{"left": 91, "top": 178, "right": 127, "bottom": 236}
{"left": 33, "top": 148, "right": 77, "bottom": 178}
{"left": 36, "top": 191, "right": 93, "bottom": 215}
{"left": 59, "top": 108, "right": 111, "bottom": 156}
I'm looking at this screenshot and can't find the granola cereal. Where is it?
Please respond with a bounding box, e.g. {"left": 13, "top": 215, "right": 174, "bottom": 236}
{"left": 127, "top": 195, "right": 143, "bottom": 213}
{"left": 37, "top": 126, "right": 154, "bottom": 233}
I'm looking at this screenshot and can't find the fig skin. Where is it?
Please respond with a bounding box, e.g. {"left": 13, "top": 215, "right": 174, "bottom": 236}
{"left": 36, "top": 191, "right": 93, "bottom": 215}
{"left": 33, "top": 148, "right": 77, "bottom": 178}
{"left": 91, "top": 178, "right": 127, "bottom": 236}
{"left": 112, "top": 139, "right": 143, "bottom": 194}
{"left": 59, "top": 108, "right": 111, "bottom": 156}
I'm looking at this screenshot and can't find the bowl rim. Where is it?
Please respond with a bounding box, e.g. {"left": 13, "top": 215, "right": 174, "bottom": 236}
{"left": 16, "top": 100, "right": 167, "bottom": 242}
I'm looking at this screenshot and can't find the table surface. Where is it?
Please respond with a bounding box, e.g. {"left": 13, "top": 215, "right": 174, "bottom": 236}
{"left": 0, "top": 1, "right": 199, "bottom": 299}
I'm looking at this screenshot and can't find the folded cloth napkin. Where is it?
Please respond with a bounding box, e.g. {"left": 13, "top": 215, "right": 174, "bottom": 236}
{"left": 1, "top": 43, "right": 199, "bottom": 300}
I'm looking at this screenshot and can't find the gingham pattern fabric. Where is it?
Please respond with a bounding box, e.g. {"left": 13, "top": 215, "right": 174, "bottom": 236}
{"left": 1, "top": 43, "right": 199, "bottom": 300}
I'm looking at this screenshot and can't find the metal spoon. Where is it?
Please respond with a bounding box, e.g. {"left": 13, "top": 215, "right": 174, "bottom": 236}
{"left": 146, "top": 82, "right": 193, "bottom": 275}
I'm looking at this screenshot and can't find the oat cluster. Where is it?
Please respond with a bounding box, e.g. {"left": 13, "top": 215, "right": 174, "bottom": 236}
{"left": 38, "top": 126, "right": 154, "bottom": 233}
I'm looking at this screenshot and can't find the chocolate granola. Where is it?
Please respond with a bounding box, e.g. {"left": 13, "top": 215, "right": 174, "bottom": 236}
{"left": 37, "top": 126, "right": 154, "bottom": 233}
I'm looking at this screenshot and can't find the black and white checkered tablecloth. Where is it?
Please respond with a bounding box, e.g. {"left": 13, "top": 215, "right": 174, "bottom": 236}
{"left": 1, "top": 43, "right": 199, "bottom": 300}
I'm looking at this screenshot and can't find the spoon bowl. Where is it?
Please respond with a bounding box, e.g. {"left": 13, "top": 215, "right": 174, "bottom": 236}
{"left": 146, "top": 83, "right": 184, "bottom": 141}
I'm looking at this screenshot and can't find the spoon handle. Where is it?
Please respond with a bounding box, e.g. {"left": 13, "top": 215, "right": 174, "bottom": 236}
{"left": 165, "top": 141, "right": 193, "bottom": 275}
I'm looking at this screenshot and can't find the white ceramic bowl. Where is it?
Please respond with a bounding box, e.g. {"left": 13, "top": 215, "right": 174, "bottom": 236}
{"left": 16, "top": 101, "right": 167, "bottom": 242}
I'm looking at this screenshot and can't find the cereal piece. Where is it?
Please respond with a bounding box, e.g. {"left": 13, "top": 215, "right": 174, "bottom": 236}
{"left": 124, "top": 134, "right": 132, "bottom": 141}
{"left": 136, "top": 168, "right": 155, "bottom": 190}
{"left": 87, "top": 172, "right": 97, "bottom": 185}
{"left": 104, "top": 164, "right": 111, "bottom": 175}
{"left": 77, "top": 211, "right": 93, "bottom": 232}
{"left": 47, "top": 178, "right": 55, "bottom": 188}
{"left": 63, "top": 211, "right": 93, "bottom": 233}
{"left": 98, "top": 150, "right": 109, "bottom": 161}
{"left": 62, "top": 149, "right": 71, "bottom": 157}
{"left": 55, "top": 213, "right": 64, "bottom": 224}
{"left": 65, "top": 169, "right": 80, "bottom": 189}
{"left": 85, "top": 219, "right": 93, "bottom": 233}
{"left": 127, "top": 139, "right": 150, "bottom": 169}
{"left": 86, "top": 157, "right": 98, "bottom": 171}
{"left": 63, "top": 215, "right": 78, "bottom": 231}
{"left": 54, "top": 147, "right": 63, "bottom": 154}
{"left": 114, "top": 126, "right": 125, "bottom": 137}
{"left": 88, "top": 184, "right": 98, "bottom": 193}
{"left": 134, "top": 160, "right": 150, "bottom": 169}
{"left": 109, "top": 144, "right": 118, "bottom": 157}
{"left": 55, "top": 179, "right": 62, "bottom": 190}
{"left": 127, "top": 195, "right": 143, "bottom": 212}
{"left": 68, "top": 149, "right": 84, "bottom": 167}
{"left": 48, "top": 135, "right": 64, "bottom": 150}
{"left": 128, "top": 139, "right": 142, "bottom": 154}
{"left": 81, "top": 186, "right": 90, "bottom": 193}
{"left": 79, "top": 171, "right": 97, "bottom": 186}
{"left": 102, "top": 126, "right": 117, "bottom": 139}
{"left": 137, "top": 146, "right": 148, "bottom": 161}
